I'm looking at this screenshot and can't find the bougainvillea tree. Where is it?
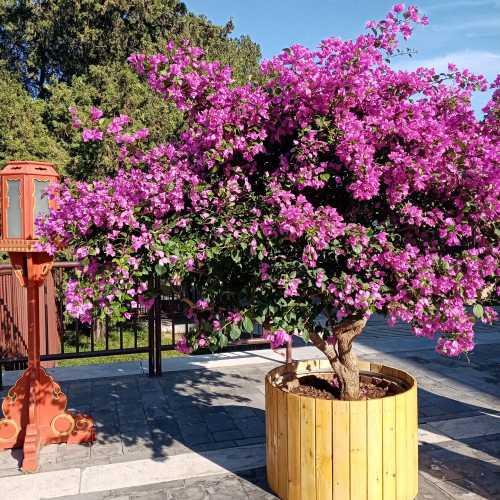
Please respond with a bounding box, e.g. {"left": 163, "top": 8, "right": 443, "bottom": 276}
{"left": 37, "top": 4, "right": 499, "bottom": 400}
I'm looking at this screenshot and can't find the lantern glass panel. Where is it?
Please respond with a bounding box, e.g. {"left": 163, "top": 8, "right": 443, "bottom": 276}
{"left": 7, "top": 179, "right": 22, "bottom": 238}
{"left": 34, "top": 179, "right": 50, "bottom": 220}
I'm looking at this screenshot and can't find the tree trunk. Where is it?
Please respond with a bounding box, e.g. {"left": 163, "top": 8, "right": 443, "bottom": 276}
{"left": 93, "top": 318, "right": 105, "bottom": 341}
{"left": 309, "top": 316, "right": 367, "bottom": 400}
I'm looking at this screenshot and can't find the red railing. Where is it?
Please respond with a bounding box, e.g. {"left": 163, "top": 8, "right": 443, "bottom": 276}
{"left": 0, "top": 264, "right": 291, "bottom": 386}
{"left": 0, "top": 263, "right": 60, "bottom": 368}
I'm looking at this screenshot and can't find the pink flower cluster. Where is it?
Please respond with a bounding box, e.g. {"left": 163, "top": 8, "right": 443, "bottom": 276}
{"left": 37, "top": 4, "right": 499, "bottom": 357}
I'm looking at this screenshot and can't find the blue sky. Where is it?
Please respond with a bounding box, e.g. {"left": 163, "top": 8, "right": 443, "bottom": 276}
{"left": 185, "top": 0, "right": 500, "bottom": 113}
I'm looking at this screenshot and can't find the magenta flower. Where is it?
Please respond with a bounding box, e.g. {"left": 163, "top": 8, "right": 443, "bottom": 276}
{"left": 265, "top": 329, "right": 291, "bottom": 349}
{"left": 82, "top": 128, "right": 103, "bottom": 142}
{"left": 175, "top": 337, "right": 192, "bottom": 354}
{"left": 36, "top": 5, "right": 499, "bottom": 368}
{"left": 89, "top": 106, "right": 104, "bottom": 122}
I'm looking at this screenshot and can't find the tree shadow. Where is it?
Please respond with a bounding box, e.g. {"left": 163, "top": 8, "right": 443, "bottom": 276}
{"left": 0, "top": 365, "right": 275, "bottom": 494}
{"left": 0, "top": 347, "right": 499, "bottom": 498}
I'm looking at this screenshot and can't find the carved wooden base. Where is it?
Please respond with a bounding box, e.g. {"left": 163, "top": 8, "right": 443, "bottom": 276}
{"left": 0, "top": 366, "right": 95, "bottom": 472}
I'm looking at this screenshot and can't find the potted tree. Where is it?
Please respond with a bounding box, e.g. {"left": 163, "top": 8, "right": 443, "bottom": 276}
{"left": 38, "top": 4, "right": 499, "bottom": 499}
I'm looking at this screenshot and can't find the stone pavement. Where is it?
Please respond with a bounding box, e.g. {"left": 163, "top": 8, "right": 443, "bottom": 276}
{"left": 0, "top": 315, "right": 498, "bottom": 499}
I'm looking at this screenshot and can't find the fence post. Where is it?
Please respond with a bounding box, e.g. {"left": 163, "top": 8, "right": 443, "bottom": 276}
{"left": 147, "top": 288, "right": 156, "bottom": 377}
{"left": 154, "top": 276, "right": 162, "bottom": 377}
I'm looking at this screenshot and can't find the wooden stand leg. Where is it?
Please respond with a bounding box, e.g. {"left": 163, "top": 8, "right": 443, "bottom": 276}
{"left": 0, "top": 257, "right": 95, "bottom": 472}
{"left": 22, "top": 425, "right": 41, "bottom": 473}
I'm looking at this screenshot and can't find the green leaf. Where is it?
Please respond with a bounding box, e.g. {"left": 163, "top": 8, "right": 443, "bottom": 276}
{"left": 154, "top": 264, "right": 166, "bottom": 276}
{"left": 219, "top": 334, "right": 228, "bottom": 348}
{"left": 243, "top": 316, "right": 254, "bottom": 333}
{"left": 473, "top": 304, "right": 484, "bottom": 319}
{"left": 229, "top": 324, "right": 241, "bottom": 340}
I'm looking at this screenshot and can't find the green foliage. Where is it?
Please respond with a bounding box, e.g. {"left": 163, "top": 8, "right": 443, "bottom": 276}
{"left": 0, "top": 0, "right": 261, "bottom": 179}
{"left": 0, "top": 67, "right": 68, "bottom": 168}
{"left": 0, "top": 0, "right": 187, "bottom": 95}
{"left": 44, "top": 63, "right": 183, "bottom": 179}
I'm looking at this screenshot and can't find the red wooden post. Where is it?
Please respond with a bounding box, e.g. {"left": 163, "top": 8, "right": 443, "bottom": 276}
{"left": 0, "top": 161, "right": 95, "bottom": 472}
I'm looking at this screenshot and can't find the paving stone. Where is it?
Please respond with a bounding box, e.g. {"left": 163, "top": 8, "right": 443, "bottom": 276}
{"left": 212, "top": 429, "right": 243, "bottom": 441}
{"left": 168, "top": 485, "right": 207, "bottom": 500}
{"left": 144, "top": 405, "right": 171, "bottom": 420}
{"left": 429, "top": 437, "right": 500, "bottom": 464}
{"left": 416, "top": 475, "right": 454, "bottom": 499}
{"left": 224, "top": 406, "right": 258, "bottom": 419}
{"left": 147, "top": 418, "right": 181, "bottom": 438}
{"left": 0, "top": 468, "right": 21, "bottom": 478}
{"left": 193, "top": 440, "right": 236, "bottom": 452}
{"left": 40, "top": 444, "right": 61, "bottom": 457}
{"left": 431, "top": 479, "right": 490, "bottom": 499}
{"left": 205, "top": 413, "right": 237, "bottom": 432}
{"left": 0, "top": 449, "right": 22, "bottom": 468}
{"left": 5, "top": 325, "right": 500, "bottom": 499}
{"left": 57, "top": 444, "right": 91, "bottom": 462}
{"left": 45, "top": 493, "right": 106, "bottom": 500}
{"left": 468, "top": 433, "right": 500, "bottom": 460}
{"left": 423, "top": 413, "right": 500, "bottom": 440}
{"left": 438, "top": 457, "right": 500, "bottom": 497}
{"left": 149, "top": 435, "right": 191, "bottom": 456}
{"left": 94, "top": 430, "right": 122, "bottom": 445}
{"left": 91, "top": 441, "right": 123, "bottom": 457}
{"left": 39, "top": 453, "right": 58, "bottom": 468}
{"left": 169, "top": 406, "right": 205, "bottom": 424}
{"left": 179, "top": 423, "right": 213, "bottom": 445}
{"left": 235, "top": 437, "right": 265, "bottom": 447}
{"left": 129, "top": 490, "right": 167, "bottom": 500}
{"left": 206, "top": 478, "right": 249, "bottom": 500}
{"left": 419, "top": 452, "right": 464, "bottom": 483}
{"left": 234, "top": 416, "right": 265, "bottom": 438}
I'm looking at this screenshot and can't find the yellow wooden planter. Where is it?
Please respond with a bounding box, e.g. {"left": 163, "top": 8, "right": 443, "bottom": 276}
{"left": 265, "top": 359, "right": 418, "bottom": 500}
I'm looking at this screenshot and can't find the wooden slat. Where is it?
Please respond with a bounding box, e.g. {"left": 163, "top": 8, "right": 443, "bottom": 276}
{"left": 265, "top": 363, "right": 418, "bottom": 500}
{"left": 367, "top": 398, "right": 383, "bottom": 500}
{"left": 382, "top": 397, "right": 397, "bottom": 500}
{"left": 267, "top": 382, "right": 278, "bottom": 493}
{"left": 265, "top": 378, "right": 271, "bottom": 485}
{"left": 319, "top": 359, "right": 331, "bottom": 370}
{"left": 315, "top": 398, "right": 333, "bottom": 500}
{"left": 332, "top": 401, "right": 350, "bottom": 500}
{"left": 358, "top": 360, "right": 370, "bottom": 371}
{"left": 395, "top": 391, "right": 408, "bottom": 499}
{"left": 277, "top": 389, "right": 288, "bottom": 499}
{"left": 287, "top": 393, "right": 301, "bottom": 500}
{"left": 300, "top": 396, "right": 316, "bottom": 500}
{"left": 407, "top": 385, "right": 419, "bottom": 499}
{"left": 350, "top": 400, "right": 368, "bottom": 500}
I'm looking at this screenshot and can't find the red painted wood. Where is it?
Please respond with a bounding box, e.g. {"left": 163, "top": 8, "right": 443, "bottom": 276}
{"left": 0, "top": 162, "right": 95, "bottom": 472}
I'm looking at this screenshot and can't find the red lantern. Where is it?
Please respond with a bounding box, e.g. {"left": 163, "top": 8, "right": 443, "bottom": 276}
{"left": 0, "top": 160, "right": 94, "bottom": 472}
{"left": 0, "top": 161, "right": 59, "bottom": 250}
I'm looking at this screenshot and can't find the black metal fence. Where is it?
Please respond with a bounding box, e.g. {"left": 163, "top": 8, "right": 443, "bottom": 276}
{"left": 0, "top": 263, "right": 279, "bottom": 387}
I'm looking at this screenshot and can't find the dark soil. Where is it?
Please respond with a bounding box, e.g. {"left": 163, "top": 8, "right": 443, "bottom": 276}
{"left": 287, "top": 372, "right": 404, "bottom": 400}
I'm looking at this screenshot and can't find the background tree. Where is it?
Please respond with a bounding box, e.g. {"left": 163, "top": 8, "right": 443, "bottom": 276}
{"left": 38, "top": 6, "right": 499, "bottom": 400}
{"left": 0, "top": 0, "right": 187, "bottom": 96}
{"left": 0, "top": 0, "right": 261, "bottom": 179}
{"left": 0, "top": 66, "right": 68, "bottom": 167}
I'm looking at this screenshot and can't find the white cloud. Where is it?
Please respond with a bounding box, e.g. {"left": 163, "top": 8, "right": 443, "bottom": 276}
{"left": 393, "top": 50, "right": 500, "bottom": 81}
{"left": 431, "top": 18, "right": 500, "bottom": 32}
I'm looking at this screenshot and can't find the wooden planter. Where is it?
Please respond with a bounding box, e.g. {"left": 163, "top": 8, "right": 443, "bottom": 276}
{"left": 265, "top": 359, "right": 418, "bottom": 500}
